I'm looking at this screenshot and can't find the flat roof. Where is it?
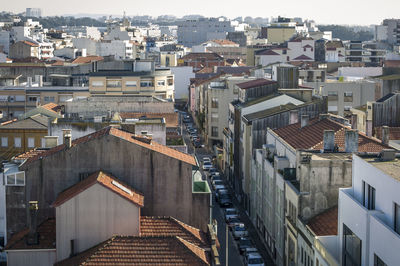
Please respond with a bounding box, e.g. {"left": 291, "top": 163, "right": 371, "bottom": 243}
{"left": 362, "top": 157, "right": 400, "bottom": 182}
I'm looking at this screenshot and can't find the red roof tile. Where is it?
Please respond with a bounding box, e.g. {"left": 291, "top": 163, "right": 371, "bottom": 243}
{"left": 211, "top": 39, "right": 238, "bottom": 46}
{"left": 22, "top": 126, "right": 196, "bottom": 166}
{"left": 236, "top": 78, "right": 277, "bottom": 89}
{"left": 5, "top": 219, "right": 56, "bottom": 250}
{"left": 72, "top": 56, "right": 104, "bottom": 64}
{"left": 140, "top": 216, "right": 209, "bottom": 248}
{"left": 384, "top": 60, "right": 400, "bottom": 68}
{"left": 257, "top": 49, "right": 280, "bottom": 56}
{"left": 303, "top": 44, "right": 313, "bottom": 48}
{"left": 273, "top": 117, "right": 389, "bottom": 152}
{"left": 55, "top": 236, "right": 210, "bottom": 266}
{"left": 21, "top": 40, "right": 39, "bottom": 47}
{"left": 40, "top": 102, "right": 62, "bottom": 113}
{"left": 307, "top": 206, "right": 338, "bottom": 236}
{"left": 375, "top": 127, "right": 400, "bottom": 140}
{"left": 52, "top": 171, "right": 144, "bottom": 207}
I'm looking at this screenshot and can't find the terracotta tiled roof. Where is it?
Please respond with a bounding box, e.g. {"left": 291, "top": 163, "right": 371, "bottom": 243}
{"left": 55, "top": 236, "right": 210, "bottom": 266}
{"left": 0, "top": 119, "right": 17, "bottom": 125}
{"left": 13, "top": 148, "right": 48, "bottom": 161}
{"left": 375, "top": 127, "right": 400, "bottom": 140}
{"left": 40, "top": 102, "right": 62, "bottom": 113}
{"left": 384, "top": 60, "right": 400, "bottom": 68}
{"left": 211, "top": 39, "right": 238, "bottom": 46}
{"left": 5, "top": 219, "right": 56, "bottom": 250}
{"left": 256, "top": 49, "right": 281, "bottom": 56}
{"left": 22, "top": 126, "right": 196, "bottom": 166}
{"left": 197, "top": 67, "right": 214, "bottom": 73}
{"left": 72, "top": 56, "right": 104, "bottom": 64}
{"left": 307, "top": 206, "right": 338, "bottom": 236}
{"left": 273, "top": 117, "right": 389, "bottom": 152}
{"left": 21, "top": 40, "right": 39, "bottom": 47}
{"left": 292, "top": 54, "right": 313, "bottom": 61}
{"left": 53, "top": 171, "right": 144, "bottom": 207}
{"left": 119, "top": 112, "right": 178, "bottom": 128}
{"left": 140, "top": 216, "right": 209, "bottom": 248}
{"left": 236, "top": 78, "right": 277, "bottom": 89}
{"left": 303, "top": 44, "right": 313, "bottom": 48}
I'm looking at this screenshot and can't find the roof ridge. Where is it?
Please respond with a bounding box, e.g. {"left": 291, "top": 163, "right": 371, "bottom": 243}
{"left": 170, "top": 216, "right": 202, "bottom": 239}
{"left": 176, "top": 236, "right": 209, "bottom": 265}
{"left": 311, "top": 127, "right": 345, "bottom": 150}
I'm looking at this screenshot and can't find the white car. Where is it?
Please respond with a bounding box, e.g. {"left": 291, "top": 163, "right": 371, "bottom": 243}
{"left": 245, "top": 253, "right": 264, "bottom": 266}
{"left": 225, "top": 208, "right": 239, "bottom": 222}
{"left": 203, "top": 161, "right": 212, "bottom": 171}
{"left": 233, "top": 223, "right": 248, "bottom": 239}
{"left": 202, "top": 157, "right": 211, "bottom": 163}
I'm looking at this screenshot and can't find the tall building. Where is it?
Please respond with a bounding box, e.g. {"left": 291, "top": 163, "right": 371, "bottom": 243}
{"left": 25, "top": 8, "right": 42, "bottom": 18}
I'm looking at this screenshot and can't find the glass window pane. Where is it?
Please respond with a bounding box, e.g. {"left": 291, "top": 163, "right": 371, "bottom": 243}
{"left": 16, "top": 172, "right": 25, "bottom": 185}
{"left": 6, "top": 174, "right": 15, "bottom": 185}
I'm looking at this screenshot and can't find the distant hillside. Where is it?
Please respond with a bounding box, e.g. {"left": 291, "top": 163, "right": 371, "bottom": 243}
{"left": 24, "top": 16, "right": 107, "bottom": 28}
{"left": 318, "top": 25, "right": 374, "bottom": 41}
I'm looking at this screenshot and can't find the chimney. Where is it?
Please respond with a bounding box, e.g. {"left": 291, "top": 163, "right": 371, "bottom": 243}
{"left": 289, "top": 110, "right": 299, "bottom": 125}
{"left": 351, "top": 114, "right": 357, "bottom": 130}
{"left": 300, "top": 115, "right": 309, "bottom": 128}
{"left": 345, "top": 129, "right": 359, "bottom": 153}
{"left": 323, "top": 130, "right": 335, "bottom": 152}
{"left": 62, "top": 129, "right": 72, "bottom": 148}
{"left": 44, "top": 136, "right": 58, "bottom": 148}
{"left": 26, "top": 201, "right": 39, "bottom": 245}
{"left": 381, "top": 126, "right": 389, "bottom": 145}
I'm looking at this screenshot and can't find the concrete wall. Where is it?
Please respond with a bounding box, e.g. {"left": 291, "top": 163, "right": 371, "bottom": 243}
{"left": 56, "top": 183, "right": 140, "bottom": 261}
{"left": 170, "top": 66, "right": 194, "bottom": 100}
{"left": 373, "top": 93, "right": 400, "bottom": 127}
{"left": 7, "top": 133, "right": 209, "bottom": 238}
{"left": 6, "top": 250, "right": 56, "bottom": 266}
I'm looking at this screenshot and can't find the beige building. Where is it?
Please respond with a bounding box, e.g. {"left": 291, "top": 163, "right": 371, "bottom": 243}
{"left": 89, "top": 70, "right": 174, "bottom": 100}
{"left": 266, "top": 27, "right": 296, "bottom": 44}
{"left": 9, "top": 41, "right": 39, "bottom": 59}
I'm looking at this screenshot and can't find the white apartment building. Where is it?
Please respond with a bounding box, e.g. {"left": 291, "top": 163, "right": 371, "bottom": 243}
{"left": 287, "top": 38, "right": 315, "bottom": 62}
{"left": 177, "top": 17, "right": 246, "bottom": 47}
{"left": 336, "top": 153, "right": 400, "bottom": 265}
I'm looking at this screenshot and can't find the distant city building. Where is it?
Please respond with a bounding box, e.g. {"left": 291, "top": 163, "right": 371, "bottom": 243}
{"left": 25, "top": 8, "right": 42, "bottom": 17}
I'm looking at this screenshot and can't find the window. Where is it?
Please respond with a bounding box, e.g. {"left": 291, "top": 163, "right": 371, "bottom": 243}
{"left": 344, "top": 91, "right": 353, "bottom": 102}
{"left": 211, "top": 98, "right": 219, "bottom": 108}
{"left": 211, "top": 113, "right": 218, "bottom": 122}
{"left": 362, "top": 181, "right": 375, "bottom": 210}
{"left": 157, "top": 80, "right": 165, "bottom": 86}
{"left": 395, "top": 203, "right": 400, "bottom": 234}
{"left": 91, "top": 81, "right": 104, "bottom": 87}
{"left": 167, "top": 77, "right": 173, "bottom": 86}
{"left": 328, "top": 91, "right": 338, "bottom": 96}
{"left": 343, "top": 224, "right": 362, "bottom": 266}
{"left": 374, "top": 254, "right": 387, "bottom": 266}
{"left": 106, "top": 80, "right": 122, "bottom": 88}
{"left": 28, "top": 137, "right": 35, "bottom": 148}
{"left": 6, "top": 171, "right": 25, "bottom": 186}
{"left": 44, "top": 96, "right": 55, "bottom": 102}
{"left": 28, "top": 96, "right": 38, "bottom": 102}
{"left": 41, "top": 138, "right": 46, "bottom": 148}
{"left": 211, "top": 126, "right": 218, "bottom": 137}
{"left": 1, "top": 137, "right": 7, "bottom": 147}
{"left": 15, "top": 95, "right": 25, "bottom": 102}
{"left": 140, "top": 81, "right": 154, "bottom": 87}
{"left": 14, "top": 137, "right": 21, "bottom": 148}
{"left": 125, "top": 81, "right": 137, "bottom": 87}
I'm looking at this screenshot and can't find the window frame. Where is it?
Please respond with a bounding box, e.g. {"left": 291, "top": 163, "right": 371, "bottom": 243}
{"left": 1, "top": 137, "right": 8, "bottom": 147}
{"left": 5, "top": 171, "right": 25, "bottom": 186}
{"left": 14, "top": 137, "right": 21, "bottom": 148}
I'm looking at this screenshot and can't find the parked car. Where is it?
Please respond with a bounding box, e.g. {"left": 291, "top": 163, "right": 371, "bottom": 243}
{"left": 214, "top": 184, "right": 226, "bottom": 192}
{"left": 211, "top": 174, "right": 222, "bottom": 182}
{"left": 227, "top": 217, "right": 242, "bottom": 230}
{"left": 208, "top": 168, "right": 217, "bottom": 175}
{"left": 203, "top": 157, "right": 211, "bottom": 163}
{"left": 233, "top": 223, "right": 248, "bottom": 239}
{"left": 224, "top": 208, "right": 239, "bottom": 222}
{"left": 243, "top": 247, "right": 258, "bottom": 258}
{"left": 203, "top": 161, "right": 212, "bottom": 171}
{"left": 212, "top": 180, "right": 224, "bottom": 190}
{"left": 193, "top": 140, "right": 202, "bottom": 148}
{"left": 245, "top": 253, "right": 264, "bottom": 266}
{"left": 219, "top": 193, "right": 232, "bottom": 207}
{"left": 238, "top": 237, "right": 254, "bottom": 254}
{"left": 215, "top": 189, "right": 228, "bottom": 202}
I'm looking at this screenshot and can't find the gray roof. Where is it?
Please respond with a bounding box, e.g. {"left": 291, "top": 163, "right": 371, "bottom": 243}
{"left": 0, "top": 114, "right": 48, "bottom": 130}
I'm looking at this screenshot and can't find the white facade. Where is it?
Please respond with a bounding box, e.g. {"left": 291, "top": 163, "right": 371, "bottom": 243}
{"left": 56, "top": 182, "right": 141, "bottom": 261}
{"left": 338, "top": 67, "right": 383, "bottom": 78}
{"left": 96, "top": 40, "right": 134, "bottom": 59}
{"left": 338, "top": 154, "right": 400, "bottom": 266}
{"left": 255, "top": 49, "right": 289, "bottom": 66}
{"left": 72, "top": 38, "right": 97, "bottom": 55}
{"left": 287, "top": 39, "right": 315, "bottom": 61}
{"left": 170, "top": 66, "right": 195, "bottom": 99}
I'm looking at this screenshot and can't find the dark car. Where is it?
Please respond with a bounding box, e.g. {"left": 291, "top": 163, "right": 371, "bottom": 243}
{"left": 219, "top": 193, "right": 232, "bottom": 208}
{"left": 238, "top": 237, "right": 254, "bottom": 254}
{"left": 215, "top": 189, "right": 228, "bottom": 202}
{"left": 193, "top": 140, "right": 202, "bottom": 148}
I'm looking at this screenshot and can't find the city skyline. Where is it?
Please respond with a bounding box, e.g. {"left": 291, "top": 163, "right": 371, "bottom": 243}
{"left": 3, "top": 0, "right": 400, "bottom": 25}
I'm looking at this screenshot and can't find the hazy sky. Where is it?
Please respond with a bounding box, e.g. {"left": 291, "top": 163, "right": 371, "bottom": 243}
{"left": 4, "top": 0, "right": 400, "bottom": 25}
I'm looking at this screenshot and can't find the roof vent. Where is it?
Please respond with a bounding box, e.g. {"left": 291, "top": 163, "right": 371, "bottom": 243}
{"left": 132, "top": 135, "right": 152, "bottom": 144}
{"left": 379, "top": 149, "right": 396, "bottom": 161}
